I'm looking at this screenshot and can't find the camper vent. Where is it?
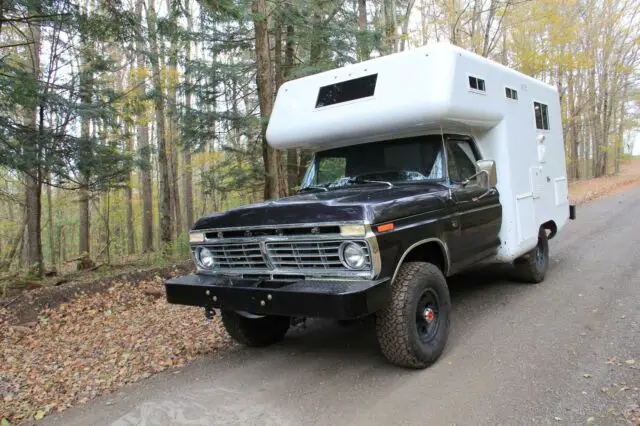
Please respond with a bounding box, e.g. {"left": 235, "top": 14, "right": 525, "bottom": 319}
{"left": 534, "top": 102, "right": 550, "bottom": 130}
{"left": 316, "top": 74, "right": 378, "bottom": 108}
{"left": 468, "top": 76, "right": 486, "bottom": 92}
{"left": 505, "top": 87, "right": 518, "bottom": 100}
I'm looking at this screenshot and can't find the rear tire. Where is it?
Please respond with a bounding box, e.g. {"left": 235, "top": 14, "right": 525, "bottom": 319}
{"left": 221, "top": 310, "right": 290, "bottom": 347}
{"left": 514, "top": 227, "right": 549, "bottom": 283}
{"left": 376, "top": 262, "right": 451, "bottom": 369}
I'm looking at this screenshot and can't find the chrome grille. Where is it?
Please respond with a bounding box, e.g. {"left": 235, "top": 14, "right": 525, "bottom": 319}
{"left": 202, "top": 242, "right": 268, "bottom": 269}
{"left": 266, "top": 240, "right": 371, "bottom": 271}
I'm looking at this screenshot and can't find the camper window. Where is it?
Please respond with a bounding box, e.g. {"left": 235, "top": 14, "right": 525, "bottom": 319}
{"left": 468, "top": 76, "right": 486, "bottom": 92}
{"left": 506, "top": 87, "right": 518, "bottom": 100}
{"left": 315, "top": 74, "right": 378, "bottom": 108}
{"left": 534, "top": 102, "right": 550, "bottom": 130}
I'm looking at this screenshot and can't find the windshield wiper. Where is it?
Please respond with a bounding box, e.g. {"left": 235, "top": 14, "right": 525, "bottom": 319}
{"left": 348, "top": 176, "right": 394, "bottom": 188}
{"left": 298, "top": 185, "right": 329, "bottom": 193}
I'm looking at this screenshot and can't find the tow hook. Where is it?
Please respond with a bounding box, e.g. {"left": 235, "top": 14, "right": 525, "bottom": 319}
{"left": 204, "top": 306, "right": 216, "bottom": 320}
{"left": 290, "top": 316, "right": 306, "bottom": 329}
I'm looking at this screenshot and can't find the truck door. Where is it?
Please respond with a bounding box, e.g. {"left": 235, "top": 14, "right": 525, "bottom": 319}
{"left": 445, "top": 138, "right": 502, "bottom": 268}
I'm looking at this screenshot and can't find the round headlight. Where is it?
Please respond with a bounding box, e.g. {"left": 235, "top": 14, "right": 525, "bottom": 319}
{"left": 340, "top": 242, "right": 367, "bottom": 270}
{"left": 197, "top": 247, "right": 215, "bottom": 269}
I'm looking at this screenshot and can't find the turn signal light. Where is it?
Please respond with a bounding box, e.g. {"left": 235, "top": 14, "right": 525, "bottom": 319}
{"left": 189, "top": 232, "right": 206, "bottom": 243}
{"left": 376, "top": 223, "right": 394, "bottom": 233}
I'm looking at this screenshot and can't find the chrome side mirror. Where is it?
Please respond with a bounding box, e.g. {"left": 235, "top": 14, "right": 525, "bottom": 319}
{"left": 462, "top": 160, "right": 497, "bottom": 202}
{"left": 475, "top": 159, "right": 497, "bottom": 189}
{"left": 462, "top": 159, "right": 497, "bottom": 189}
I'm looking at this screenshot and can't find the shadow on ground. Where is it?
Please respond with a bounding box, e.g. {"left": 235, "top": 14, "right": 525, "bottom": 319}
{"left": 247, "top": 262, "right": 540, "bottom": 367}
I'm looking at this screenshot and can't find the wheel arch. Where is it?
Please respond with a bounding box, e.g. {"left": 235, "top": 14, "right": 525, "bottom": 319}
{"left": 541, "top": 220, "right": 557, "bottom": 240}
{"left": 391, "top": 238, "right": 450, "bottom": 283}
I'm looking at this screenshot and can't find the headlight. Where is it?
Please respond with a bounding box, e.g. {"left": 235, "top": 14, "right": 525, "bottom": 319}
{"left": 196, "top": 247, "right": 215, "bottom": 269}
{"left": 340, "top": 242, "right": 367, "bottom": 270}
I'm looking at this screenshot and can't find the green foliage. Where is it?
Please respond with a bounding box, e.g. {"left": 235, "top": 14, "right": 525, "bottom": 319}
{"left": 0, "top": 0, "right": 133, "bottom": 191}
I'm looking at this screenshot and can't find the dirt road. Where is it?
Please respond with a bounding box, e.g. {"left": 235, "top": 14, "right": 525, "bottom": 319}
{"left": 46, "top": 186, "right": 640, "bottom": 426}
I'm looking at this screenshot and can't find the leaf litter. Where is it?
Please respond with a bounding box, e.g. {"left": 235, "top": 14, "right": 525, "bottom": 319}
{"left": 0, "top": 278, "right": 234, "bottom": 424}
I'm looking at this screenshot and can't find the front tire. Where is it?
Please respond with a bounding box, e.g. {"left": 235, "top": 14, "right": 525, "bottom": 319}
{"left": 221, "top": 310, "right": 290, "bottom": 347}
{"left": 514, "top": 227, "right": 549, "bottom": 283}
{"left": 376, "top": 262, "right": 451, "bottom": 369}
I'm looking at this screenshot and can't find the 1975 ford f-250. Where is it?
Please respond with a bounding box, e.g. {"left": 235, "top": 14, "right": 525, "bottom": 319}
{"left": 164, "top": 43, "right": 575, "bottom": 368}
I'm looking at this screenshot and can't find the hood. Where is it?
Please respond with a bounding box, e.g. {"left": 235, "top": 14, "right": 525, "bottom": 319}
{"left": 192, "top": 183, "right": 449, "bottom": 230}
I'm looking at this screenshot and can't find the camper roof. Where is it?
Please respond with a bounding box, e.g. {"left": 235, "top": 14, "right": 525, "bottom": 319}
{"left": 266, "top": 42, "right": 555, "bottom": 151}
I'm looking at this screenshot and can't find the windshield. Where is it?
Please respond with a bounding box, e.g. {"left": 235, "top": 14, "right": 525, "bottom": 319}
{"left": 300, "top": 135, "right": 445, "bottom": 190}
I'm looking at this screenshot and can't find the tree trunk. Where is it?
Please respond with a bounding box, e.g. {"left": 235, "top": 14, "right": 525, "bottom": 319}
{"left": 283, "top": 18, "right": 298, "bottom": 193}
{"left": 382, "top": 0, "right": 397, "bottom": 54}
{"left": 568, "top": 70, "right": 579, "bottom": 179}
{"left": 22, "top": 11, "right": 43, "bottom": 277}
{"left": 78, "top": 50, "right": 93, "bottom": 270}
{"left": 147, "top": 2, "right": 173, "bottom": 245}
{"left": 399, "top": 0, "right": 416, "bottom": 52}
{"left": 252, "top": 0, "right": 279, "bottom": 200}
{"left": 137, "top": 0, "right": 154, "bottom": 252}
{"left": 125, "top": 123, "right": 135, "bottom": 255}
{"left": 356, "top": 0, "right": 370, "bottom": 60}
{"left": 166, "top": 0, "right": 182, "bottom": 237}
{"left": 183, "top": 0, "right": 195, "bottom": 230}
{"left": 46, "top": 180, "right": 56, "bottom": 265}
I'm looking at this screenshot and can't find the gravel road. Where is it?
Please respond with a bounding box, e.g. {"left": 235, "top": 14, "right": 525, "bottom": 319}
{"left": 46, "top": 186, "right": 640, "bottom": 426}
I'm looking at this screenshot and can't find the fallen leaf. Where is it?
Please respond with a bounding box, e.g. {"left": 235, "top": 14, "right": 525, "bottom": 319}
{"left": 625, "top": 359, "right": 635, "bottom": 365}
{"left": 600, "top": 387, "right": 609, "bottom": 393}
{"left": 34, "top": 410, "right": 45, "bottom": 420}
{"left": 583, "top": 374, "right": 592, "bottom": 378}
{"left": 606, "top": 356, "right": 617, "bottom": 365}
{"left": 554, "top": 416, "right": 562, "bottom": 421}
{"left": 587, "top": 417, "right": 595, "bottom": 423}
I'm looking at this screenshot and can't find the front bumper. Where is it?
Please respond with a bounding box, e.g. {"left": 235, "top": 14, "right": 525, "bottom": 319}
{"left": 165, "top": 275, "right": 391, "bottom": 320}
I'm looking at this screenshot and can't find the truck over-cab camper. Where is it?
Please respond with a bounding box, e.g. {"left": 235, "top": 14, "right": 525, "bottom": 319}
{"left": 165, "top": 42, "right": 576, "bottom": 368}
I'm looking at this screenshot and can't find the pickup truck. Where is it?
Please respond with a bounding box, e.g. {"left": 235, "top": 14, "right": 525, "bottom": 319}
{"left": 165, "top": 133, "right": 552, "bottom": 368}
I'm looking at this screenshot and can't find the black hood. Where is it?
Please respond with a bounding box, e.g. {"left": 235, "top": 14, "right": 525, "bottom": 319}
{"left": 192, "top": 183, "right": 449, "bottom": 230}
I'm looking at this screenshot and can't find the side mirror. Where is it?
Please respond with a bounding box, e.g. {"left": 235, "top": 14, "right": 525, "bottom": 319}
{"left": 475, "top": 159, "right": 497, "bottom": 189}
{"left": 461, "top": 159, "right": 497, "bottom": 189}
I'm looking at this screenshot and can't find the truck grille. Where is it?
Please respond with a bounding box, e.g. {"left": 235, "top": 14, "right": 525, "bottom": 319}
{"left": 203, "top": 242, "right": 268, "bottom": 269}
{"left": 266, "top": 241, "right": 371, "bottom": 271}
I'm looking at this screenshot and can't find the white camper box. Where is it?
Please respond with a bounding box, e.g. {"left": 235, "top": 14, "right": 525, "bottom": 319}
{"left": 266, "top": 42, "right": 570, "bottom": 263}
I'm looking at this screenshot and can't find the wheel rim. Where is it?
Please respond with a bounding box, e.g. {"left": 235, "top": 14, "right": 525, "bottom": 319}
{"left": 416, "top": 289, "right": 440, "bottom": 343}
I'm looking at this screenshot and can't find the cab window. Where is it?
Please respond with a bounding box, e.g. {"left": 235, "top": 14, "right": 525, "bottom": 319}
{"left": 447, "top": 140, "right": 479, "bottom": 183}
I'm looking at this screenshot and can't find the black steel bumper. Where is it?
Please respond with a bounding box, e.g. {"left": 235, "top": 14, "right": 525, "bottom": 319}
{"left": 165, "top": 275, "right": 391, "bottom": 320}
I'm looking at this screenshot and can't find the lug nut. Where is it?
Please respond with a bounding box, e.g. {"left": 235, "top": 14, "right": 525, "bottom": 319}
{"left": 205, "top": 290, "right": 210, "bottom": 296}
{"left": 267, "top": 294, "right": 272, "bottom": 301}
{"left": 212, "top": 296, "right": 217, "bottom": 302}
{"left": 260, "top": 300, "right": 266, "bottom": 306}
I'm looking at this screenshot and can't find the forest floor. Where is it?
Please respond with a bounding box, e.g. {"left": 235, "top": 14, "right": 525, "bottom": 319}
{"left": 1, "top": 157, "right": 640, "bottom": 425}
{"left": 568, "top": 157, "right": 640, "bottom": 204}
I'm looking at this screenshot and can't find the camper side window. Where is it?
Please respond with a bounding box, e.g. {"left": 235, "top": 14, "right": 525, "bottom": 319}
{"left": 534, "top": 102, "right": 550, "bottom": 130}
{"left": 447, "top": 140, "right": 479, "bottom": 184}
{"left": 468, "top": 76, "right": 486, "bottom": 92}
{"left": 505, "top": 87, "right": 518, "bottom": 100}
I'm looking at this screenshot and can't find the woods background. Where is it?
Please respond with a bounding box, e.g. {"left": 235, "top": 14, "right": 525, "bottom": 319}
{"left": 0, "top": 0, "right": 639, "bottom": 281}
